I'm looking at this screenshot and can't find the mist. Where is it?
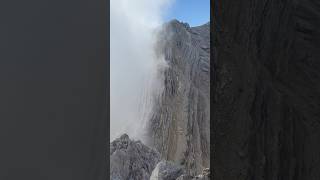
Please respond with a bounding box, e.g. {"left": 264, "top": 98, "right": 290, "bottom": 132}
{"left": 110, "top": 0, "right": 172, "bottom": 141}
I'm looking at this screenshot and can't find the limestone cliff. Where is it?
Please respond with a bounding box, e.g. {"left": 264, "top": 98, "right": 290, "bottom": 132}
{"left": 147, "top": 20, "right": 210, "bottom": 176}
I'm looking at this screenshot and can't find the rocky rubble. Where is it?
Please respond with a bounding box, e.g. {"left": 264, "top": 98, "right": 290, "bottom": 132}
{"left": 110, "top": 134, "right": 160, "bottom": 180}
{"left": 150, "top": 161, "right": 184, "bottom": 180}
{"left": 176, "top": 168, "right": 210, "bottom": 180}
{"left": 110, "top": 134, "right": 210, "bottom": 180}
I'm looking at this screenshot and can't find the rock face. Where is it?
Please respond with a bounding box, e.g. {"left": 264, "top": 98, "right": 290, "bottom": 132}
{"left": 150, "top": 161, "right": 184, "bottom": 180}
{"left": 149, "top": 161, "right": 210, "bottom": 180}
{"left": 110, "top": 134, "right": 160, "bottom": 180}
{"left": 110, "top": 134, "right": 210, "bottom": 180}
{"left": 147, "top": 20, "right": 210, "bottom": 176}
{"left": 110, "top": 20, "right": 210, "bottom": 180}
{"left": 212, "top": 0, "right": 320, "bottom": 179}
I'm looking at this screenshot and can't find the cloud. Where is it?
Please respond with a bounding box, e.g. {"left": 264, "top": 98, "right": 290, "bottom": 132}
{"left": 110, "top": 0, "right": 173, "bottom": 141}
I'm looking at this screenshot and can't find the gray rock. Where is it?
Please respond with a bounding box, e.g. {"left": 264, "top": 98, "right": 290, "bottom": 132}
{"left": 175, "top": 175, "right": 194, "bottom": 180}
{"left": 109, "top": 20, "right": 211, "bottom": 180}
{"left": 110, "top": 134, "right": 160, "bottom": 180}
{"left": 150, "top": 161, "right": 184, "bottom": 180}
{"left": 176, "top": 168, "right": 210, "bottom": 180}
{"left": 147, "top": 20, "right": 210, "bottom": 176}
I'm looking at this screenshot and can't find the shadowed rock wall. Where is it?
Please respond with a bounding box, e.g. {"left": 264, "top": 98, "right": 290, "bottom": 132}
{"left": 212, "top": 0, "right": 320, "bottom": 179}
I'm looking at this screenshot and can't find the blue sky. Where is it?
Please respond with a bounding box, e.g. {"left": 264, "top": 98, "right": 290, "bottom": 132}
{"left": 165, "top": 0, "right": 210, "bottom": 27}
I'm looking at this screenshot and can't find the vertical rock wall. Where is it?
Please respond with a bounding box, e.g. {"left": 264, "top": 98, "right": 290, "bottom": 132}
{"left": 147, "top": 20, "right": 210, "bottom": 176}
{"left": 212, "top": 0, "right": 320, "bottom": 179}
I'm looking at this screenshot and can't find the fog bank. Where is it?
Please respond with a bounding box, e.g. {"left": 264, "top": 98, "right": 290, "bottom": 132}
{"left": 110, "top": 0, "right": 172, "bottom": 141}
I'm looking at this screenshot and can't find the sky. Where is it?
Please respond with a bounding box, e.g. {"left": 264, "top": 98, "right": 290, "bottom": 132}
{"left": 165, "top": 0, "right": 210, "bottom": 27}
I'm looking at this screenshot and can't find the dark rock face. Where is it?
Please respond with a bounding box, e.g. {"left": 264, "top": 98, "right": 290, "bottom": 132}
{"left": 147, "top": 20, "right": 210, "bottom": 176}
{"left": 212, "top": 0, "right": 320, "bottom": 179}
{"left": 110, "top": 134, "right": 160, "bottom": 180}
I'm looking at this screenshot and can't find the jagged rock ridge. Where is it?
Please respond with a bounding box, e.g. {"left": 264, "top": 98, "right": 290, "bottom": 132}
{"left": 110, "top": 134, "right": 210, "bottom": 180}
{"left": 110, "top": 134, "right": 160, "bottom": 180}
{"left": 147, "top": 20, "right": 210, "bottom": 175}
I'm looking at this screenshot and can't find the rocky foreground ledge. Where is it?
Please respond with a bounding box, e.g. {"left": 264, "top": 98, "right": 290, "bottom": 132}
{"left": 110, "top": 134, "right": 210, "bottom": 180}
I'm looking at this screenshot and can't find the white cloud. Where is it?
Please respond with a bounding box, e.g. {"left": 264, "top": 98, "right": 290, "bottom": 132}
{"left": 110, "top": 0, "right": 173, "bottom": 141}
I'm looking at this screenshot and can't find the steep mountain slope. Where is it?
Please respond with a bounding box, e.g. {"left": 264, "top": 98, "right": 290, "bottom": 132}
{"left": 212, "top": 0, "right": 320, "bottom": 179}
{"left": 147, "top": 20, "right": 210, "bottom": 176}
